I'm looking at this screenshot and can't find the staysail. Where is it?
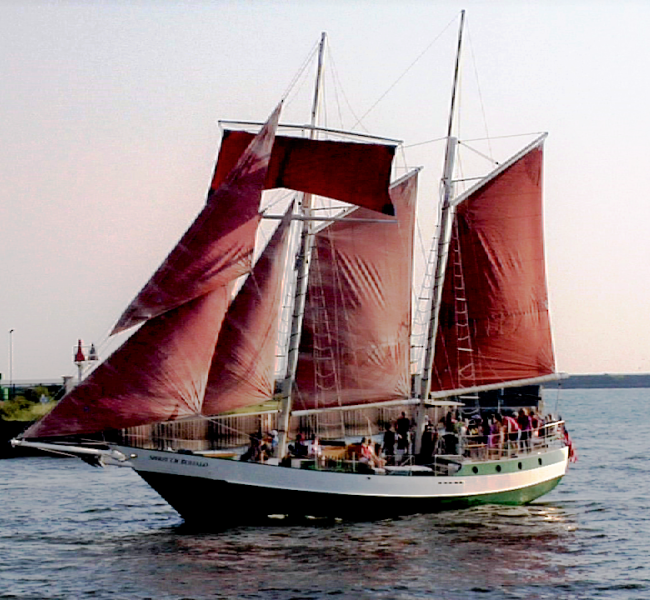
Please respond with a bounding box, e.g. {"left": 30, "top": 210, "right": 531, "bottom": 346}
{"left": 23, "top": 106, "right": 282, "bottom": 439}
{"left": 202, "top": 205, "right": 293, "bottom": 415}
{"left": 111, "top": 105, "right": 283, "bottom": 335}
{"left": 430, "top": 143, "right": 555, "bottom": 394}
{"left": 293, "top": 170, "right": 418, "bottom": 410}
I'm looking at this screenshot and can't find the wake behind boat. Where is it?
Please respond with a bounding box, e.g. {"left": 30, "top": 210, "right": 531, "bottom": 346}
{"left": 13, "top": 14, "right": 571, "bottom": 525}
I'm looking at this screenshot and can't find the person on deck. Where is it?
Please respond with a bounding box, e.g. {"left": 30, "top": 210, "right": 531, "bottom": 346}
{"left": 490, "top": 414, "right": 505, "bottom": 458}
{"left": 502, "top": 413, "right": 521, "bottom": 455}
{"left": 270, "top": 429, "right": 279, "bottom": 456}
{"left": 241, "top": 436, "right": 261, "bottom": 462}
{"left": 419, "top": 423, "right": 436, "bottom": 464}
{"left": 259, "top": 433, "right": 275, "bottom": 462}
{"left": 308, "top": 435, "right": 322, "bottom": 459}
{"left": 291, "top": 433, "right": 308, "bottom": 458}
{"left": 360, "top": 437, "right": 385, "bottom": 469}
{"left": 517, "top": 408, "right": 532, "bottom": 452}
{"left": 530, "top": 410, "right": 545, "bottom": 447}
{"left": 395, "top": 412, "right": 411, "bottom": 454}
{"left": 382, "top": 424, "right": 396, "bottom": 464}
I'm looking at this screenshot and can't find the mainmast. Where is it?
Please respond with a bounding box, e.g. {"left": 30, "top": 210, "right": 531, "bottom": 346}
{"left": 277, "top": 32, "right": 327, "bottom": 457}
{"left": 415, "top": 11, "right": 465, "bottom": 452}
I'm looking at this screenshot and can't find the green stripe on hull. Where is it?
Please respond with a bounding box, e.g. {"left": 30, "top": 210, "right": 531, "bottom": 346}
{"left": 436, "top": 475, "right": 564, "bottom": 510}
{"left": 454, "top": 447, "right": 567, "bottom": 477}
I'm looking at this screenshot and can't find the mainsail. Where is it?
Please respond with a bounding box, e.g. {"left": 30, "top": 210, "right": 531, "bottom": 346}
{"left": 293, "top": 170, "right": 418, "bottom": 410}
{"left": 430, "top": 144, "right": 555, "bottom": 394}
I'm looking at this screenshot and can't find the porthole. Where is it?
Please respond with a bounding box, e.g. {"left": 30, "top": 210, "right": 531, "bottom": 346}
{"left": 472, "top": 466, "right": 478, "bottom": 474}
{"left": 495, "top": 465, "right": 502, "bottom": 473}
{"left": 518, "top": 462, "right": 523, "bottom": 470}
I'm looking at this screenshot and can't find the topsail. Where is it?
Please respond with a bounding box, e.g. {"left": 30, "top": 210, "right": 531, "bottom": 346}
{"left": 213, "top": 131, "right": 397, "bottom": 215}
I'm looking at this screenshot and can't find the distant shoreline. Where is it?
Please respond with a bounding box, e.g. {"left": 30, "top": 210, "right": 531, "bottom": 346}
{"left": 548, "top": 373, "right": 650, "bottom": 389}
{"left": 2, "top": 373, "right": 648, "bottom": 458}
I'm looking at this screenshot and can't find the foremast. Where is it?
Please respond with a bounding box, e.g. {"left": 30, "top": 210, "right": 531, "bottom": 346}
{"left": 277, "top": 32, "right": 327, "bottom": 458}
{"left": 415, "top": 11, "right": 465, "bottom": 453}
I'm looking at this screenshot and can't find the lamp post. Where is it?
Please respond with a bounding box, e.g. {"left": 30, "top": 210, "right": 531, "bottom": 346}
{"left": 8, "top": 329, "right": 14, "bottom": 399}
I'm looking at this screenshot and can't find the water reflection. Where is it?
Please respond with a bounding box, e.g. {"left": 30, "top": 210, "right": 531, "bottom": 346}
{"left": 106, "top": 504, "right": 576, "bottom": 599}
{"left": 5, "top": 390, "right": 650, "bottom": 599}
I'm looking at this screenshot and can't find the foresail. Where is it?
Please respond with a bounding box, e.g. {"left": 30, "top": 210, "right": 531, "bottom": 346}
{"left": 112, "top": 104, "right": 282, "bottom": 335}
{"left": 24, "top": 287, "right": 231, "bottom": 438}
{"left": 202, "top": 204, "right": 293, "bottom": 415}
{"left": 431, "top": 143, "right": 555, "bottom": 393}
{"left": 293, "top": 170, "right": 418, "bottom": 410}
{"left": 23, "top": 106, "right": 284, "bottom": 439}
{"left": 213, "top": 131, "right": 396, "bottom": 215}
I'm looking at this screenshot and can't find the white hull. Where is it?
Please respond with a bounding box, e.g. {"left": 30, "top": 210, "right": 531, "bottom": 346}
{"left": 115, "top": 444, "right": 569, "bottom": 523}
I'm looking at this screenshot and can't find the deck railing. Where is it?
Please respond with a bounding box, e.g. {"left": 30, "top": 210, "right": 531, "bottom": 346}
{"left": 112, "top": 414, "right": 567, "bottom": 474}
{"left": 395, "top": 420, "right": 566, "bottom": 465}
{"left": 459, "top": 420, "right": 565, "bottom": 460}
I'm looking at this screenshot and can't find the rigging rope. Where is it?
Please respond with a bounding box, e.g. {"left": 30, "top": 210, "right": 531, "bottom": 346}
{"left": 281, "top": 39, "right": 321, "bottom": 103}
{"left": 351, "top": 14, "right": 459, "bottom": 130}
{"left": 466, "top": 23, "right": 494, "bottom": 164}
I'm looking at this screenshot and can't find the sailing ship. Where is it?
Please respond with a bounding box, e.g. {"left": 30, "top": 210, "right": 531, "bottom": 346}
{"left": 13, "top": 18, "right": 570, "bottom": 524}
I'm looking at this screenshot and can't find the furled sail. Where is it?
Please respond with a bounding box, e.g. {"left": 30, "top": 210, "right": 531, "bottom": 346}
{"left": 23, "top": 107, "right": 282, "bottom": 439}
{"left": 202, "top": 204, "right": 293, "bottom": 415}
{"left": 112, "top": 104, "right": 282, "bottom": 335}
{"left": 212, "top": 131, "right": 397, "bottom": 215}
{"left": 431, "top": 144, "right": 555, "bottom": 393}
{"left": 293, "top": 170, "right": 418, "bottom": 410}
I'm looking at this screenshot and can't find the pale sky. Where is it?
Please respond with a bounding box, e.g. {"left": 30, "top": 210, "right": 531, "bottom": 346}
{"left": 2, "top": 0, "right": 650, "bottom": 382}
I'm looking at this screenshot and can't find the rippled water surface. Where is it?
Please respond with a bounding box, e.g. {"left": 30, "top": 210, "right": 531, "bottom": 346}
{"left": 1, "top": 389, "right": 648, "bottom": 599}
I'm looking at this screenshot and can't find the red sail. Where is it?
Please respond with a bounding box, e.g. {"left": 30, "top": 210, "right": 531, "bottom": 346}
{"left": 293, "top": 171, "right": 418, "bottom": 410}
{"left": 112, "top": 104, "right": 282, "bottom": 335}
{"left": 24, "top": 286, "right": 231, "bottom": 438}
{"left": 431, "top": 145, "right": 555, "bottom": 392}
{"left": 24, "top": 108, "right": 284, "bottom": 438}
{"left": 212, "top": 131, "right": 396, "bottom": 215}
{"left": 202, "top": 205, "right": 292, "bottom": 415}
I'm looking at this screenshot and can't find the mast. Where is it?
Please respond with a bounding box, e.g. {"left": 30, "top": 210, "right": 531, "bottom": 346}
{"left": 277, "top": 32, "right": 327, "bottom": 457}
{"left": 415, "top": 10, "right": 465, "bottom": 453}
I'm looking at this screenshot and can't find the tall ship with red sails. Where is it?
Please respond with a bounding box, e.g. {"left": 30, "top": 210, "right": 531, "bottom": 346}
{"left": 13, "top": 17, "right": 570, "bottom": 524}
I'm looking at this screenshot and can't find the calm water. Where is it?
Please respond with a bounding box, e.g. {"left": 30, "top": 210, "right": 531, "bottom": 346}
{"left": 0, "top": 389, "right": 648, "bottom": 600}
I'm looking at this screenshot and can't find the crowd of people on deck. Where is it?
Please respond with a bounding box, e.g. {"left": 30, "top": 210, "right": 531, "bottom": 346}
{"left": 414, "top": 407, "right": 559, "bottom": 463}
{"left": 240, "top": 430, "right": 279, "bottom": 463}
{"left": 240, "top": 431, "right": 322, "bottom": 464}
{"left": 379, "top": 408, "right": 560, "bottom": 465}
{"left": 240, "top": 407, "right": 562, "bottom": 467}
